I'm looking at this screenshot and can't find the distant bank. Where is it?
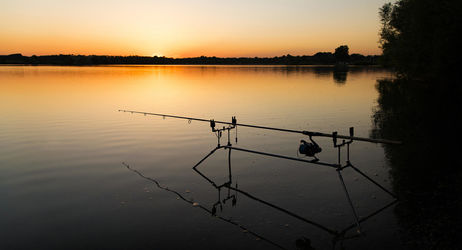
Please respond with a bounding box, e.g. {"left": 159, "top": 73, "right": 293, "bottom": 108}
{"left": 0, "top": 53, "right": 380, "bottom": 66}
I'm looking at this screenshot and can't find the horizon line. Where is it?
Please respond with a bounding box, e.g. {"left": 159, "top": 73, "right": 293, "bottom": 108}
{"left": 2, "top": 52, "right": 382, "bottom": 58}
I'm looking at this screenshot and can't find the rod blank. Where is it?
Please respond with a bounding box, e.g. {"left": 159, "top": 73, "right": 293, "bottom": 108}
{"left": 118, "top": 109, "right": 401, "bottom": 145}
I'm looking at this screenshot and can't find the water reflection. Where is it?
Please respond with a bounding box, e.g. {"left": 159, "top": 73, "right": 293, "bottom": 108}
{"left": 124, "top": 144, "right": 397, "bottom": 250}
{"left": 0, "top": 65, "right": 397, "bottom": 249}
{"left": 0, "top": 65, "right": 389, "bottom": 129}
{"left": 372, "top": 78, "right": 462, "bottom": 249}
{"left": 333, "top": 67, "right": 348, "bottom": 85}
{"left": 192, "top": 144, "right": 397, "bottom": 249}
{"left": 122, "top": 162, "right": 286, "bottom": 250}
{"left": 0, "top": 65, "right": 383, "bottom": 79}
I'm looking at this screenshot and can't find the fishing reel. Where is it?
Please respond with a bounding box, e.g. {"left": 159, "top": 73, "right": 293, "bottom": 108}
{"left": 298, "top": 136, "right": 322, "bottom": 160}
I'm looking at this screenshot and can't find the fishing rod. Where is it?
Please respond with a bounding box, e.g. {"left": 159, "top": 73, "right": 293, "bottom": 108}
{"left": 118, "top": 109, "right": 401, "bottom": 145}
{"left": 119, "top": 109, "right": 399, "bottom": 234}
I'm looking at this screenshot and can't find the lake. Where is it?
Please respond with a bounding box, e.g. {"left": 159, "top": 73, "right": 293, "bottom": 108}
{"left": 0, "top": 65, "right": 402, "bottom": 249}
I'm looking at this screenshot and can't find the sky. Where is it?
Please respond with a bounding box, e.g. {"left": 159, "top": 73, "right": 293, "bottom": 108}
{"left": 0, "top": 0, "right": 391, "bottom": 57}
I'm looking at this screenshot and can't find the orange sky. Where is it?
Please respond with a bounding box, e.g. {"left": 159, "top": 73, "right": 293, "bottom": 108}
{"left": 0, "top": 0, "right": 391, "bottom": 57}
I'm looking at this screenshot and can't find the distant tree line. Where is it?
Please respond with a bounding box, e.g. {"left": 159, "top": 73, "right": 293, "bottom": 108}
{"left": 0, "top": 50, "right": 379, "bottom": 66}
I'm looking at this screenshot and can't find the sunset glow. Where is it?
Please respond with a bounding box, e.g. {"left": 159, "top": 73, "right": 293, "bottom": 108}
{"left": 0, "top": 0, "right": 390, "bottom": 57}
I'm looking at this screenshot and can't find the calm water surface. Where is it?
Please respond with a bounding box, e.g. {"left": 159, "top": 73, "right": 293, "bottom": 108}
{"left": 0, "top": 66, "right": 400, "bottom": 249}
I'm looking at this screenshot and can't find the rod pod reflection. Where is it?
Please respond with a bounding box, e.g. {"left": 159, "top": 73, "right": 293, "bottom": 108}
{"left": 119, "top": 110, "right": 399, "bottom": 234}
{"left": 191, "top": 145, "right": 397, "bottom": 246}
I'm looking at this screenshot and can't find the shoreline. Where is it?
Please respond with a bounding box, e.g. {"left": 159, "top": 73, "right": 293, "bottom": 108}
{"left": 0, "top": 63, "right": 382, "bottom": 67}
{"left": 0, "top": 53, "right": 381, "bottom": 66}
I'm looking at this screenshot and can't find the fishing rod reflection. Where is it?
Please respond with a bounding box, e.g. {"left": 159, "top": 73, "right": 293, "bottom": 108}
{"left": 122, "top": 162, "right": 286, "bottom": 250}
{"left": 124, "top": 156, "right": 396, "bottom": 250}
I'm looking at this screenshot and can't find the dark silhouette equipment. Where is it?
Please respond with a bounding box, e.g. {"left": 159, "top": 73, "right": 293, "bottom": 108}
{"left": 124, "top": 150, "right": 397, "bottom": 249}
{"left": 298, "top": 136, "right": 322, "bottom": 161}
{"left": 191, "top": 150, "right": 397, "bottom": 249}
{"left": 119, "top": 110, "right": 401, "bottom": 145}
{"left": 119, "top": 110, "right": 400, "bottom": 235}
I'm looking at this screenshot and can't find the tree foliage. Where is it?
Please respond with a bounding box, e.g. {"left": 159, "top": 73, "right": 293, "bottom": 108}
{"left": 379, "top": 0, "right": 462, "bottom": 81}
{"left": 334, "top": 45, "right": 349, "bottom": 62}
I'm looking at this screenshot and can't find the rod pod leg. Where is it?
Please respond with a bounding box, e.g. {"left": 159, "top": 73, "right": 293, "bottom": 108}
{"left": 192, "top": 146, "right": 222, "bottom": 170}
{"left": 227, "top": 148, "right": 232, "bottom": 183}
{"left": 348, "top": 162, "right": 396, "bottom": 198}
{"left": 192, "top": 147, "right": 222, "bottom": 187}
{"left": 337, "top": 169, "right": 361, "bottom": 234}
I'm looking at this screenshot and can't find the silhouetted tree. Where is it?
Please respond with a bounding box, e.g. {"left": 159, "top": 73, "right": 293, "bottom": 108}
{"left": 379, "top": 0, "right": 462, "bottom": 82}
{"left": 334, "top": 45, "right": 349, "bottom": 63}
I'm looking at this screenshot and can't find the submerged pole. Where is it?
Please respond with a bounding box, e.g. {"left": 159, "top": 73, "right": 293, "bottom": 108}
{"left": 118, "top": 109, "right": 401, "bottom": 145}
